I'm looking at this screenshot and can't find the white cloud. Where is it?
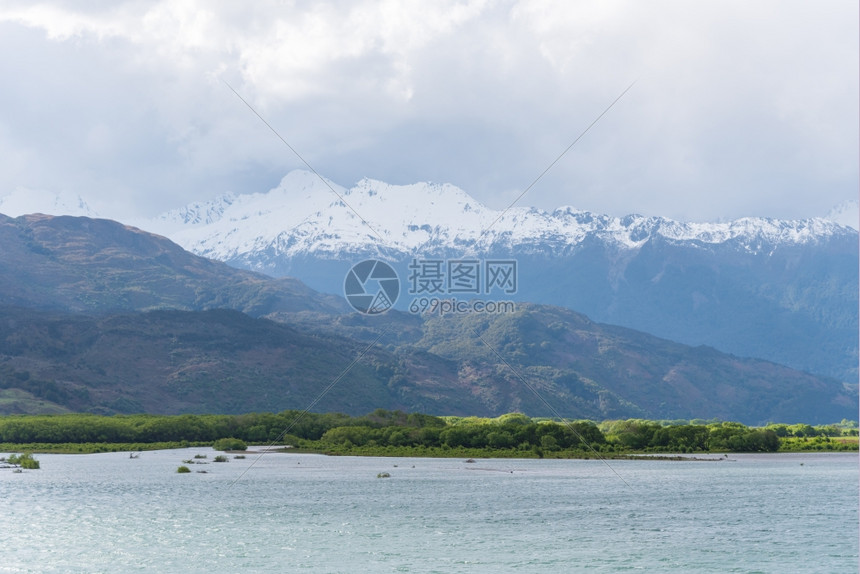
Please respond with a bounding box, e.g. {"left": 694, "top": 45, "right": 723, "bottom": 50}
{"left": 0, "top": 0, "right": 856, "bottom": 222}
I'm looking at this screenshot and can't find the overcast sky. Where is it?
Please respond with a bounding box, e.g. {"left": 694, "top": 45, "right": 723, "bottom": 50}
{"left": 0, "top": 0, "right": 857, "bottom": 222}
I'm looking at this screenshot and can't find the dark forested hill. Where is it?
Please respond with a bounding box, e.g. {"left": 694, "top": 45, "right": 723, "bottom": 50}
{"left": 0, "top": 305, "right": 853, "bottom": 424}
{"left": 0, "top": 213, "right": 854, "bottom": 424}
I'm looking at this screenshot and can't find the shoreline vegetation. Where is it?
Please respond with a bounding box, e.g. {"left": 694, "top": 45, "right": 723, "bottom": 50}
{"left": 0, "top": 410, "right": 856, "bottom": 457}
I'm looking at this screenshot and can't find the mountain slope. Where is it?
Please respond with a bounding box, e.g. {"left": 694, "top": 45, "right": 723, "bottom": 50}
{"left": 283, "top": 306, "right": 856, "bottom": 424}
{"left": 0, "top": 210, "right": 853, "bottom": 423}
{"left": 0, "top": 213, "right": 347, "bottom": 315}
{"left": 0, "top": 305, "right": 853, "bottom": 424}
{"left": 0, "top": 307, "right": 404, "bottom": 415}
{"left": 136, "top": 171, "right": 858, "bottom": 383}
{"left": 411, "top": 306, "right": 855, "bottom": 424}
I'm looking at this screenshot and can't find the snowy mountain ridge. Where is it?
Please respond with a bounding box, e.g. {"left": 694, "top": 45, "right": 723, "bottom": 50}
{"left": 150, "top": 192, "right": 237, "bottom": 229}
{"left": 137, "top": 170, "right": 854, "bottom": 262}
{"left": 1, "top": 170, "right": 854, "bottom": 262}
{"left": 0, "top": 189, "right": 96, "bottom": 218}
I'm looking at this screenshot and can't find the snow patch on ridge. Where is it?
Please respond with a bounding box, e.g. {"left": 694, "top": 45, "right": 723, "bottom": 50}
{"left": 0, "top": 189, "right": 97, "bottom": 218}
{"left": 139, "top": 170, "right": 852, "bottom": 262}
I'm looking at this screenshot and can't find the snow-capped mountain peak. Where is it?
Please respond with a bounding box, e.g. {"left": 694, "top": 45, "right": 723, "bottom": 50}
{"left": 0, "top": 189, "right": 97, "bottom": 218}
{"left": 150, "top": 192, "right": 237, "bottom": 230}
{"left": 5, "top": 171, "right": 852, "bottom": 266}
{"left": 133, "top": 170, "right": 854, "bottom": 265}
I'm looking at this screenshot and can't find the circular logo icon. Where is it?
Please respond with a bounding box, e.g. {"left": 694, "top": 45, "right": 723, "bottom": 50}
{"left": 344, "top": 259, "right": 400, "bottom": 315}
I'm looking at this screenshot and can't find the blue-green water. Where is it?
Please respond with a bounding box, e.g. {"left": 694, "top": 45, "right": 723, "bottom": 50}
{"left": 1, "top": 450, "right": 857, "bottom": 573}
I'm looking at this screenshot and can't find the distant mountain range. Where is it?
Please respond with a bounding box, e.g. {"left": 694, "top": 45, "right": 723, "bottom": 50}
{"left": 127, "top": 171, "right": 858, "bottom": 384}
{"left": 139, "top": 170, "right": 857, "bottom": 258}
{"left": 0, "top": 212, "right": 854, "bottom": 424}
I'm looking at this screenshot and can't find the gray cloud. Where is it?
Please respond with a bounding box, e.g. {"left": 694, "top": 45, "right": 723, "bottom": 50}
{"left": 0, "top": 0, "right": 856, "bottom": 222}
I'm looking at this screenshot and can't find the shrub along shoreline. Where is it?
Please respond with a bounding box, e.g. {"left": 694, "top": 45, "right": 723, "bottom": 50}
{"left": 0, "top": 410, "right": 856, "bottom": 456}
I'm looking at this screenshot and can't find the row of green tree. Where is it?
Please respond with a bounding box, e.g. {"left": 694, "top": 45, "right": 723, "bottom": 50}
{"left": 0, "top": 410, "right": 437, "bottom": 444}
{"left": 318, "top": 417, "right": 789, "bottom": 453}
{"left": 0, "top": 410, "right": 856, "bottom": 453}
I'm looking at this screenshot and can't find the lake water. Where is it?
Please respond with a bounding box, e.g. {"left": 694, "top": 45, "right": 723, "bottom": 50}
{"left": 1, "top": 449, "right": 856, "bottom": 573}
